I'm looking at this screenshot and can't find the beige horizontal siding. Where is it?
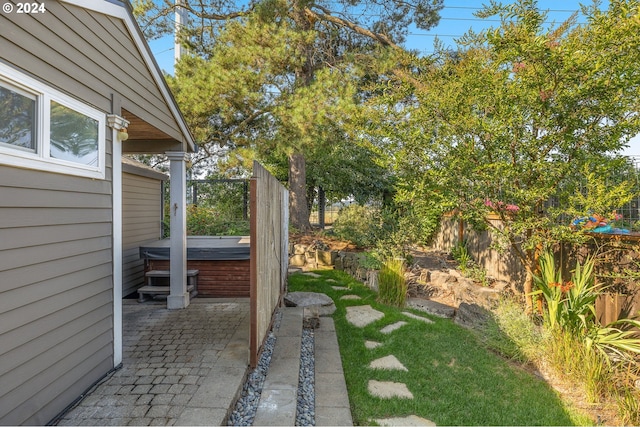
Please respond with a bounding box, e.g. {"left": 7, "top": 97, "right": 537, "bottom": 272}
{"left": 0, "top": 164, "right": 113, "bottom": 425}
{"left": 122, "top": 171, "right": 164, "bottom": 297}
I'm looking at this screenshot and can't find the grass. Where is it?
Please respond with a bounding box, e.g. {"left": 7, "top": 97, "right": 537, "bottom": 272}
{"left": 288, "top": 269, "right": 594, "bottom": 426}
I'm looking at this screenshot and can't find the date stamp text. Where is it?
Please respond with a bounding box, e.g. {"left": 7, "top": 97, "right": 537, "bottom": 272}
{"left": 3, "top": 2, "right": 46, "bottom": 14}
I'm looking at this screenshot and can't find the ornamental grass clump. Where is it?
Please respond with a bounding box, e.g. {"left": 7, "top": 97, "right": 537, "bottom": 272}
{"left": 377, "top": 257, "right": 407, "bottom": 307}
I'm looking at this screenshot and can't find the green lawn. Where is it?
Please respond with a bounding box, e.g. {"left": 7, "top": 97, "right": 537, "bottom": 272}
{"left": 288, "top": 270, "right": 594, "bottom": 426}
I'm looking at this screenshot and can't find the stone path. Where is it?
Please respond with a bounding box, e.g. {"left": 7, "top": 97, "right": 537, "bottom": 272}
{"left": 286, "top": 273, "right": 438, "bottom": 426}
{"left": 342, "top": 294, "right": 437, "bottom": 426}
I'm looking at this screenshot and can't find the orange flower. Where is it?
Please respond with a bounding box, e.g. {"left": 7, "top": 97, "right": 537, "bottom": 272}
{"left": 561, "top": 281, "right": 574, "bottom": 293}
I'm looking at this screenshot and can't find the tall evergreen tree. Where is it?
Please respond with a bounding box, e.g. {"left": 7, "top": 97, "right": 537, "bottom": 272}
{"left": 134, "top": 0, "right": 443, "bottom": 230}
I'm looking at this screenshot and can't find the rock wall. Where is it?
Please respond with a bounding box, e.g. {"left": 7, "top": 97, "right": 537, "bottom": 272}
{"left": 289, "top": 243, "right": 505, "bottom": 316}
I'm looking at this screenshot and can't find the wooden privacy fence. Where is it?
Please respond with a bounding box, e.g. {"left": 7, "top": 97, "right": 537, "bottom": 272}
{"left": 433, "top": 215, "right": 640, "bottom": 323}
{"left": 250, "top": 161, "right": 289, "bottom": 367}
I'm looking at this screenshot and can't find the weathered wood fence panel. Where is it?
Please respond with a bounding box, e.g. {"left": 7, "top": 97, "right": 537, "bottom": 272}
{"left": 433, "top": 215, "right": 525, "bottom": 286}
{"left": 250, "top": 161, "right": 289, "bottom": 367}
{"left": 433, "top": 216, "right": 640, "bottom": 323}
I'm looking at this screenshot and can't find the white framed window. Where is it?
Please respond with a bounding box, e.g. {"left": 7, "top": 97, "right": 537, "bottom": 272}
{"left": 0, "top": 62, "right": 106, "bottom": 179}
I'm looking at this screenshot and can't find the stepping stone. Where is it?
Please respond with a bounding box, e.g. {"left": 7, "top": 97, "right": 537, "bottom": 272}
{"left": 402, "top": 312, "right": 434, "bottom": 324}
{"left": 340, "top": 294, "right": 361, "bottom": 300}
{"left": 368, "top": 380, "right": 413, "bottom": 399}
{"left": 380, "top": 321, "right": 408, "bottom": 334}
{"left": 326, "top": 279, "right": 337, "bottom": 283}
{"left": 285, "top": 291, "right": 336, "bottom": 317}
{"left": 303, "top": 272, "right": 322, "bottom": 278}
{"left": 332, "top": 286, "right": 349, "bottom": 291}
{"left": 369, "top": 355, "right": 408, "bottom": 371}
{"left": 365, "top": 340, "right": 382, "bottom": 349}
{"left": 285, "top": 292, "right": 333, "bottom": 307}
{"left": 406, "top": 298, "right": 455, "bottom": 319}
{"left": 346, "top": 305, "right": 384, "bottom": 327}
{"left": 375, "top": 415, "right": 436, "bottom": 426}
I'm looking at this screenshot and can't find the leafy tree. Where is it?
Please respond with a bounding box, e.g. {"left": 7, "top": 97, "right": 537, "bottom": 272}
{"left": 369, "top": 0, "right": 640, "bottom": 307}
{"left": 133, "top": 0, "right": 443, "bottom": 230}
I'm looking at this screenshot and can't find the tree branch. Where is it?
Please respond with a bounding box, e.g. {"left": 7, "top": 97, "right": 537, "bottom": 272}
{"left": 306, "top": 5, "right": 400, "bottom": 50}
{"left": 179, "top": 1, "right": 254, "bottom": 21}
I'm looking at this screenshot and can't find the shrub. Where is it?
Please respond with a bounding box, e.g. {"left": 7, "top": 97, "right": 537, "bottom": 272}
{"left": 164, "top": 205, "right": 250, "bottom": 237}
{"left": 377, "top": 257, "right": 407, "bottom": 307}
{"left": 532, "top": 249, "right": 640, "bottom": 417}
{"left": 532, "top": 250, "right": 640, "bottom": 360}
{"left": 332, "top": 204, "right": 379, "bottom": 248}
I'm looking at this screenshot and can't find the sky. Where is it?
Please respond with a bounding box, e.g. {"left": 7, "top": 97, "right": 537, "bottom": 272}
{"left": 147, "top": 0, "right": 640, "bottom": 156}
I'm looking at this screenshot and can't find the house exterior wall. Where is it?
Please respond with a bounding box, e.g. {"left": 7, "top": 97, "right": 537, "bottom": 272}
{"left": 122, "top": 165, "right": 165, "bottom": 297}
{"left": 0, "top": 160, "right": 114, "bottom": 426}
{"left": 0, "top": 1, "right": 194, "bottom": 422}
{"left": 1, "top": 2, "right": 121, "bottom": 425}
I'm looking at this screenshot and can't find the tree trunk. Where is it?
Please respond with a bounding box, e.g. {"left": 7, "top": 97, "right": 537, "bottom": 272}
{"left": 523, "top": 268, "right": 534, "bottom": 313}
{"left": 289, "top": 151, "right": 311, "bottom": 231}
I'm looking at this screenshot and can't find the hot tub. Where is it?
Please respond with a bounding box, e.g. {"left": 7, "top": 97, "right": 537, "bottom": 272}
{"left": 139, "top": 236, "right": 251, "bottom": 297}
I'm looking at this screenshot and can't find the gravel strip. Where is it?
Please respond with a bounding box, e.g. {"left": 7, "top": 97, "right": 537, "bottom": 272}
{"left": 227, "top": 311, "right": 317, "bottom": 426}
{"left": 227, "top": 311, "right": 282, "bottom": 426}
{"left": 296, "top": 328, "right": 315, "bottom": 426}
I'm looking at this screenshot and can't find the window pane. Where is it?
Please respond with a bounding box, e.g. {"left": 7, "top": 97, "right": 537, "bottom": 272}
{"left": 50, "top": 101, "right": 99, "bottom": 166}
{"left": 0, "top": 84, "right": 36, "bottom": 150}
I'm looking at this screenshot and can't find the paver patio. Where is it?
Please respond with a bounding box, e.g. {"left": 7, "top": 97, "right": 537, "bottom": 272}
{"left": 55, "top": 298, "right": 250, "bottom": 426}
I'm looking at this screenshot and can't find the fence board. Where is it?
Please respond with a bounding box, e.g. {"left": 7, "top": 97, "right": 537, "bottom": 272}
{"left": 250, "top": 162, "right": 288, "bottom": 367}
{"left": 433, "top": 215, "right": 640, "bottom": 323}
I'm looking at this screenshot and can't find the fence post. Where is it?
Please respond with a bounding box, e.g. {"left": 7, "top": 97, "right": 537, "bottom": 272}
{"left": 318, "top": 186, "right": 326, "bottom": 229}
{"left": 243, "top": 180, "right": 249, "bottom": 220}
{"left": 192, "top": 181, "right": 198, "bottom": 206}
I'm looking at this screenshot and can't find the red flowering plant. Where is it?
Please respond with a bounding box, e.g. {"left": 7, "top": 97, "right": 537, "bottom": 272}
{"left": 484, "top": 199, "right": 521, "bottom": 215}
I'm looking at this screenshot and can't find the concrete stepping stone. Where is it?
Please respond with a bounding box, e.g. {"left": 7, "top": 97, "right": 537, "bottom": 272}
{"left": 365, "top": 340, "right": 382, "bottom": 349}
{"left": 368, "top": 380, "right": 413, "bottom": 399}
{"left": 402, "top": 311, "right": 434, "bottom": 324}
{"left": 369, "top": 355, "right": 408, "bottom": 371}
{"left": 331, "top": 285, "right": 349, "bottom": 291}
{"left": 326, "top": 279, "right": 337, "bottom": 283}
{"left": 303, "top": 272, "right": 322, "bottom": 278}
{"left": 346, "top": 305, "right": 384, "bottom": 327}
{"left": 375, "top": 415, "right": 436, "bottom": 426}
{"left": 340, "top": 294, "right": 361, "bottom": 300}
{"left": 380, "top": 321, "right": 408, "bottom": 334}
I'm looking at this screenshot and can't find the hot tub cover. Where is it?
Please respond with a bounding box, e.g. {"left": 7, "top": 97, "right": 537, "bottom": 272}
{"left": 139, "top": 236, "right": 250, "bottom": 261}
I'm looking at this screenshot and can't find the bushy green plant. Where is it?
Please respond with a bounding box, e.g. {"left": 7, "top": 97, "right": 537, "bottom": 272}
{"left": 164, "top": 205, "right": 250, "bottom": 237}
{"left": 449, "top": 241, "right": 490, "bottom": 286}
{"left": 451, "top": 241, "right": 470, "bottom": 272}
{"left": 332, "top": 204, "right": 379, "bottom": 248}
{"left": 358, "top": 252, "right": 382, "bottom": 270}
{"left": 377, "top": 257, "right": 407, "bottom": 307}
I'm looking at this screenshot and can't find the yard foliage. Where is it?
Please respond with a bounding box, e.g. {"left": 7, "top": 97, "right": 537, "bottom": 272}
{"left": 364, "top": 0, "right": 640, "bottom": 302}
